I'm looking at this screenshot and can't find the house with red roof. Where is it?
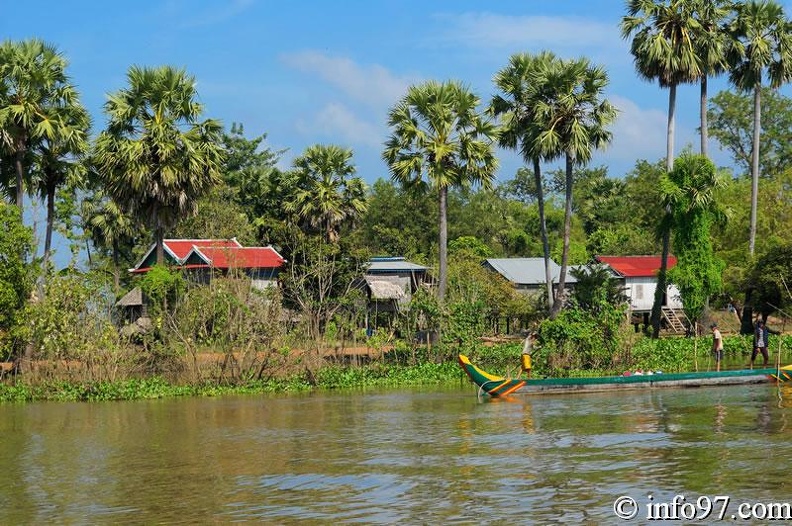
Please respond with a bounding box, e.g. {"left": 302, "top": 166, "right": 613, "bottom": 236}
{"left": 595, "top": 255, "right": 683, "bottom": 313}
{"left": 130, "top": 238, "right": 286, "bottom": 290}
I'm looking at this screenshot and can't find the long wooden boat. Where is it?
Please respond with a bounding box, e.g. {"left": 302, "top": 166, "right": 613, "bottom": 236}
{"left": 459, "top": 354, "right": 792, "bottom": 398}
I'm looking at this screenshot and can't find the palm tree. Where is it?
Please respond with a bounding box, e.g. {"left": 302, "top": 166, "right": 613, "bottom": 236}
{"left": 93, "top": 65, "right": 225, "bottom": 265}
{"left": 691, "top": 0, "right": 733, "bottom": 158}
{"left": 534, "top": 58, "right": 617, "bottom": 317}
{"left": 727, "top": 0, "right": 792, "bottom": 256}
{"left": 660, "top": 152, "right": 725, "bottom": 326}
{"left": 32, "top": 101, "right": 90, "bottom": 271}
{"left": 492, "top": 51, "right": 562, "bottom": 311}
{"left": 0, "top": 39, "right": 84, "bottom": 215}
{"left": 621, "top": 0, "right": 704, "bottom": 337}
{"left": 81, "top": 192, "right": 136, "bottom": 295}
{"left": 285, "top": 144, "right": 368, "bottom": 243}
{"left": 383, "top": 80, "right": 498, "bottom": 301}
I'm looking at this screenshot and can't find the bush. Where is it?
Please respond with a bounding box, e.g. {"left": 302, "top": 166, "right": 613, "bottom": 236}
{"left": 536, "top": 301, "right": 628, "bottom": 375}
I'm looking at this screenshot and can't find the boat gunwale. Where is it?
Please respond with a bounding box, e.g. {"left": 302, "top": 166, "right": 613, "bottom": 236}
{"left": 458, "top": 354, "right": 782, "bottom": 397}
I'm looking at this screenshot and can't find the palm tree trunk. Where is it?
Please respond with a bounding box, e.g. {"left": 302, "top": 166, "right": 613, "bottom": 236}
{"left": 700, "top": 76, "right": 708, "bottom": 158}
{"left": 112, "top": 241, "right": 120, "bottom": 296}
{"left": 43, "top": 182, "right": 56, "bottom": 272}
{"left": 14, "top": 148, "right": 25, "bottom": 211}
{"left": 650, "top": 82, "right": 677, "bottom": 338}
{"left": 534, "top": 157, "right": 553, "bottom": 311}
{"left": 550, "top": 153, "right": 574, "bottom": 319}
{"left": 651, "top": 228, "right": 671, "bottom": 338}
{"left": 438, "top": 185, "right": 448, "bottom": 302}
{"left": 749, "top": 82, "right": 761, "bottom": 256}
{"left": 666, "top": 83, "right": 676, "bottom": 173}
{"left": 155, "top": 218, "right": 165, "bottom": 265}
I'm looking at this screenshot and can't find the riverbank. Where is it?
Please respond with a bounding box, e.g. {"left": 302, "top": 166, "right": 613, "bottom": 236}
{"left": 0, "top": 359, "right": 461, "bottom": 402}
{"left": 4, "top": 334, "right": 791, "bottom": 403}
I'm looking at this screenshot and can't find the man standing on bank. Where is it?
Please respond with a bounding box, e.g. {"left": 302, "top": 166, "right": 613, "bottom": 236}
{"left": 710, "top": 323, "right": 724, "bottom": 372}
{"left": 752, "top": 319, "right": 770, "bottom": 367}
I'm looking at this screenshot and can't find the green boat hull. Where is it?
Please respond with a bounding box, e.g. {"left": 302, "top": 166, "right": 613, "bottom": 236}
{"left": 458, "top": 354, "right": 786, "bottom": 398}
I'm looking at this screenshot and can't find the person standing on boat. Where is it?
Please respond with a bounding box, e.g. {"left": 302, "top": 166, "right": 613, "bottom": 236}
{"left": 710, "top": 323, "right": 723, "bottom": 372}
{"left": 752, "top": 319, "right": 771, "bottom": 367}
{"left": 521, "top": 332, "right": 535, "bottom": 378}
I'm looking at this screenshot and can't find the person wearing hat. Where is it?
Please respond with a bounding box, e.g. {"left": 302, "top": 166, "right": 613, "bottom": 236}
{"left": 752, "top": 319, "right": 770, "bottom": 367}
{"left": 710, "top": 322, "right": 723, "bottom": 372}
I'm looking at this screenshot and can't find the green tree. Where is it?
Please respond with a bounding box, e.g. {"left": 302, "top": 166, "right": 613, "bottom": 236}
{"left": 171, "top": 185, "right": 256, "bottom": 245}
{"left": 286, "top": 144, "right": 367, "bottom": 244}
{"left": 355, "top": 178, "right": 435, "bottom": 259}
{"left": 448, "top": 235, "right": 494, "bottom": 259}
{"left": 80, "top": 192, "right": 136, "bottom": 295}
{"left": 0, "top": 39, "right": 84, "bottom": 215}
{"left": 569, "top": 263, "right": 629, "bottom": 313}
{"left": 447, "top": 188, "right": 515, "bottom": 256}
{"left": 0, "top": 204, "right": 35, "bottom": 333}
{"left": 32, "top": 100, "right": 90, "bottom": 272}
{"left": 93, "top": 65, "right": 225, "bottom": 265}
{"left": 383, "top": 80, "right": 498, "bottom": 301}
{"left": 621, "top": 0, "right": 705, "bottom": 337}
{"left": 708, "top": 88, "right": 792, "bottom": 178}
{"left": 662, "top": 153, "right": 725, "bottom": 325}
{"left": 535, "top": 57, "right": 616, "bottom": 317}
{"left": 492, "top": 51, "right": 561, "bottom": 310}
{"left": 220, "top": 122, "right": 288, "bottom": 242}
{"left": 748, "top": 243, "right": 792, "bottom": 320}
{"left": 280, "top": 232, "right": 367, "bottom": 343}
{"left": 727, "top": 0, "right": 792, "bottom": 255}
{"left": 712, "top": 170, "right": 792, "bottom": 319}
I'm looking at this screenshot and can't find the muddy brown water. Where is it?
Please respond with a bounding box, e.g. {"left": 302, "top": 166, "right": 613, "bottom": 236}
{"left": 2, "top": 382, "right": 792, "bottom": 524}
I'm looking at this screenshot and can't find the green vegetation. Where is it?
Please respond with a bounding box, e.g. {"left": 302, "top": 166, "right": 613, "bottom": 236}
{"left": 5, "top": 2, "right": 792, "bottom": 401}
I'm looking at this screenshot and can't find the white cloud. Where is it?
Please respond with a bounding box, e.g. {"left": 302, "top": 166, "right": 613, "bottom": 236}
{"left": 295, "top": 102, "right": 385, "bottom": 149}
{"left": 280, "top": 51, "right": 418, "bottom": 108}
{"left": 604, "top": 95, "right": 669, "bottom": 164}
{"left": 434, "top": 12, "right": 622, "bottom": 53}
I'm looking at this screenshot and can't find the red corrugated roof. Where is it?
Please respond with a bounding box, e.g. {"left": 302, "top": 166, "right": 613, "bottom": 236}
{"left": 164, "top": 239, "right": 241, "bottom": 260}
{"left": 595, "top": 255, "right": 677, "bottom": 278}
{"left": 192, "top": 246, "right": 285, "bottom": 269}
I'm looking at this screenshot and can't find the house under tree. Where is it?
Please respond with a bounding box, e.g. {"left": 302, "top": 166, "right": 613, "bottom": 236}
{"left": 595, "top": 255, "right": 687, "bottom": 333}
{"left": 116, "top": 238, "right": 286, "bottom": 329}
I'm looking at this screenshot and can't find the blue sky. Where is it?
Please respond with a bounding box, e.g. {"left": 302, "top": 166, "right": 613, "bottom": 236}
{"left": 5, "top": 1, "right": 791, "bottom": 189}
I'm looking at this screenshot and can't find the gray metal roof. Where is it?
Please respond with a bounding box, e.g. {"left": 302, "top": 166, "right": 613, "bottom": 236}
{"left": 366, "top": 257, "right": 428, "bottom": 273}
{"left": 484, "top": 258, "right": 578, "bottom": 285}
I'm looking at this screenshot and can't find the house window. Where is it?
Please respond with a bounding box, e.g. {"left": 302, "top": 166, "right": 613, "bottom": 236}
{"left": 635, "top": 284, "right": 643, "bottom": 300}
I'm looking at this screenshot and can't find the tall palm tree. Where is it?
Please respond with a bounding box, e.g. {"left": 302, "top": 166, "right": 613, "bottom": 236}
{"left": 383, "top": 80, "right": 498, "bottom": 301}
{"left": 534, "top": 58, "right": 617, "bottom": 317}
{"left": 285, "top": 144, "right": 368, "bottom": 243}
{"left": 691, "top": 0, "right": 733, "bottom": 158}
{"left": 0, "top": 39, "right": 83, "bottom": 215}
{"left": 33, "top": 101, "right": 90, "bottom": 271}
{"left": 93, "top": 65, "right": 225, "bottom": 265}
{"left": 727, "top": 0, "right": 792, "bottom": 256}
{"left": 492, "top": 51, "right": 562, "bottom": 310}
{"left": 621, "top": 0, "right": 704, "bottom": 337}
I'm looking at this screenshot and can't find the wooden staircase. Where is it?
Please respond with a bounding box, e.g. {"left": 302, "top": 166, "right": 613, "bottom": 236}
{"left": 661, "top": 307, "right": 689, "bottom": 334}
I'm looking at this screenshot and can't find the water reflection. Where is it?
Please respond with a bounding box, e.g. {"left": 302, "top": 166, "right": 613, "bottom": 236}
{"left": 2, "top": 383, "right": 792, "bottom": 523}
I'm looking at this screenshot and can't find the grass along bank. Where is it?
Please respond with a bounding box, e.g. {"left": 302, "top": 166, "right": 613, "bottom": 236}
{"left": 4, "top": 334, "right": 792, "bottom": 403}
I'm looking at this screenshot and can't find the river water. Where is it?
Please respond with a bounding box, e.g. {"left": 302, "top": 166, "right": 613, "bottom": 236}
{"left": 2, "top": 381, "right": 792, "bottom": 524}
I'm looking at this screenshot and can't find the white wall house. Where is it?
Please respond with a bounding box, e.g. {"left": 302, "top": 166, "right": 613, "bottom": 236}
{"left": 595, "top": 256, "right": 683, "bottom": 312}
